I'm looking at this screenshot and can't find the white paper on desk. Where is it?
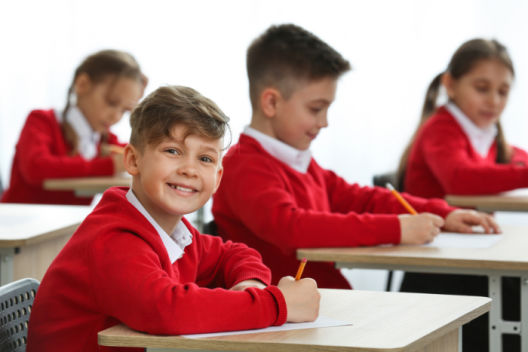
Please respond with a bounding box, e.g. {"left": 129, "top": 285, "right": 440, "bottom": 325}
{"left": 421, "top": 233, "right": 503, "bottom": 249}
{"left": 182, "top": 315, "right": 351, "bottom": 339}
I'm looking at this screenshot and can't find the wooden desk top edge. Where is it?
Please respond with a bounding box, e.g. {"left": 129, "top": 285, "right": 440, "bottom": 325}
{"left": 43, "top": 176, "right": 131, "bottom": 191}
{"left": 98, "top": 289, "right": 491, "bottom": 352}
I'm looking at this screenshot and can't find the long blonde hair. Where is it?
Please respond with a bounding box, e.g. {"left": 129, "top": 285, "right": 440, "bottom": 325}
{"left": 62, "top": 50, "right": 145, "bottom": 156}
{"left": 397, "top": 39, "right": 514, "bottom": 190}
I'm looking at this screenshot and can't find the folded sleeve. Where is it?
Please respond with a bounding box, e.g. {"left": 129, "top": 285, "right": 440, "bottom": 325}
{"left": 421, "top": 122, "right": 528, "bottom": 195}
{"left": 89, "top": 230, "right": 287, "bottom": 335}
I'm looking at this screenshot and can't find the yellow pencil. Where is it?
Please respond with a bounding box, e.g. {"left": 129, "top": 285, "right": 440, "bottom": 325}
{"left": 295, "top": 258, "right": 307, "bottom": 281}
{"left": 386, "top": 183, "right": 418, "bottom": 215}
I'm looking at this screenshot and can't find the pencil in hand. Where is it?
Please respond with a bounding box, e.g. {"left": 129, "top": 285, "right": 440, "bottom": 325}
{"left": 386, "top": 183, "right": 418, "bottom": 215}
{"left": 295, "top": 258, "right": 307, "bottom": 281}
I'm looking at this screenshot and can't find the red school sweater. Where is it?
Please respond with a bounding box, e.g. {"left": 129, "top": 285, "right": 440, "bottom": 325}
{"left": 26, "top": 187, "right": 286, "bottom": 352}
{"left": 404, "top": 106, "right": 528, "bottom": 199}
{"left": 212, "top": 134, "right": 457, "bottom": 289}
{"left": 1, "top": 109, "right": 123, "bottom": 205}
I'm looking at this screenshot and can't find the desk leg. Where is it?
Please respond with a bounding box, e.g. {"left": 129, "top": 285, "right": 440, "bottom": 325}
{"left": 0, "top": 248, "right": 15, "bottom": 286}
{"left": 522, "top": 276, "right": 528, "bottom": 352}
{"left": 489, "top": 275, "right": 502, "bottom": 351}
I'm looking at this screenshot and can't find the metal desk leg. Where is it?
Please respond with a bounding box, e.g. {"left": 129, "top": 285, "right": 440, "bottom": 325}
{"left": 522, "top": 276, "right": 528, "bottom": 352}
{"left": 0, "top": 248, "right": 15, "bottom": 286}
{"left": 489, "top": 275, "right": 502, "bottom": 351}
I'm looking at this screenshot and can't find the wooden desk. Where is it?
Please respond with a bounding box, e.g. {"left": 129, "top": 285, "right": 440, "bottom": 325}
{"left": 446, "top": 188, "right": 528, "bottom": 212}
{"left": 298, "top": 223, "right": 528, "bottom": 351}
{"left": 99, "top": 289, "right": 490, "bottom": 352}
{"left": 0, "top": 204, "right": 90, "bottom": 285}
{"left": 43, "top": 176, "right": 131, "bottom": 197}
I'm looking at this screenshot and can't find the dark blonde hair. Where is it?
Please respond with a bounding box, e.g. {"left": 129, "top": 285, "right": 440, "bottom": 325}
{"left": 247, "top": 24, "right": 351, "bottom": 109}
{"left": 397, "top": 39, "right": 514, "bottom": 190}
{"left": 62, "top": 50, "right": 145, "bottom": 156}
{"left": 129, "top": 85, "right": 230, "bottom": 152}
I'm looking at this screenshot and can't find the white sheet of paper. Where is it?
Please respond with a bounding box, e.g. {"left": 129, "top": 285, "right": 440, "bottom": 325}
{"left": 421, "top": 233, "right": 503, "bottom": 249}
{"left": 182, "top": 315, "right": 351, "bottom": 339}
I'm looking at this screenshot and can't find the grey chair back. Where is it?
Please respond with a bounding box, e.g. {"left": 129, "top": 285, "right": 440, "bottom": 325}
{"left": 0, "top": 278, "right": 39, "bottom": 352}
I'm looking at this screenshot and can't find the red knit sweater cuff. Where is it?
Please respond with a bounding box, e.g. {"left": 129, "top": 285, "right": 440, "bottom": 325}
{"left": 231, "top": 270, "right": 272, "bottom": 287}
{"left": 264, "top": 286, "right": 288, "bottom": 326}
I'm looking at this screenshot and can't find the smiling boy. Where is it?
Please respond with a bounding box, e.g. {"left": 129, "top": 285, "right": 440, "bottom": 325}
{"left": 26, "top": 86, "right": 320, "bottom": 352}
{"left": 212, "top": 24, "right": 500, "bottom": 289}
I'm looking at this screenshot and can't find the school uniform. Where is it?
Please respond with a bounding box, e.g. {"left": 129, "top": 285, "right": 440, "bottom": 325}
{"left": 1, "top": 108, "right": 124, "bottom": 205}
{"left": 211, "top": 127, "right": 457, "bottom": 289}
{"left": 26, "top": 187, "right": 286, "bottom": 352}
{"left": 404, "top": 103, "right": 528, "bottom": 199}
{"left": 402, "top": 102, "right": 525, "bottom": 351}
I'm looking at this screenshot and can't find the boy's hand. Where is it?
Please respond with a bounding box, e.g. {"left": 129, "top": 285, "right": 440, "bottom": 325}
{"left": 444, "top": 210, "right": 501, "bottom": 234}
{"left": 399, "top": 213, "right": 444, "bottom": 245}
{"left": 230, "top": 280, "right": 267, "bottom": 291}
{"left": 277, "top": 276, "right": 320, "bottom": 323}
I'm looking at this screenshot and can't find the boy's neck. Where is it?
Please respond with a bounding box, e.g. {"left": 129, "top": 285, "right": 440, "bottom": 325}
{"left": 249, "top": 111, "right": 278, "bottom": 139}
{"left": 131, "top": 180, "right": 182, "bottom": 235}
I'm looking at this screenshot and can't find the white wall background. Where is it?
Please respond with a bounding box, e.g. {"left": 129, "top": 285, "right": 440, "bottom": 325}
{"left": 1, "top": 0, "right": 528, "bottom": 291}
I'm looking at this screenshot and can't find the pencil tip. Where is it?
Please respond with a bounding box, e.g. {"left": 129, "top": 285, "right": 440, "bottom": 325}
{"left": 386, "top": 183, "right": 394, "bottom": 191}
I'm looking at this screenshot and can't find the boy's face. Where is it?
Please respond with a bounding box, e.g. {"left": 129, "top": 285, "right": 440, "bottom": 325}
{"left": 125, "top": 125, "right": 223, "bottom": 223}
{"left": 271, "top": 77, "right": 337, "bottom": 150}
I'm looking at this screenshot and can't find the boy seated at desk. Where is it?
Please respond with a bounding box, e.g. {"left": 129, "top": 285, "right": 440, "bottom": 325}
{"left": 26, "top": 86, "right": 320, "bottom": 352}
{"left": 212, "top": 24, "right": 500, "bottom": 289}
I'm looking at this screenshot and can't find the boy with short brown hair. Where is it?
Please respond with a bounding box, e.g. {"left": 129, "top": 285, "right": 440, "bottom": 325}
{"left": 27, "top": 85, "right": 320, "bottom": 352}
{"left": 212, "top": 24, "right": 499, "bottom": 289}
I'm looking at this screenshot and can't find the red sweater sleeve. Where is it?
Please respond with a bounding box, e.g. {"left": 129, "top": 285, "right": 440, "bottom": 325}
{"left": 421, "top": 121, "right": 528, "bottom": 195}
{"left": 17, "top": 112, "right": 114, "bottom": 186}
{"left": 190, "top": 225, "right": 274, "bottom": 288}
{"left": 88, "top": 229, "right": 287, "bottom": 335}
{"left": 323, "top": 169, "right": 456, "bottom": 218}
{"left": 511, "top": 146, "right": 528, "bottom": 166}
{"left": 225, "top": 158, "right": 407, "bottom": 250}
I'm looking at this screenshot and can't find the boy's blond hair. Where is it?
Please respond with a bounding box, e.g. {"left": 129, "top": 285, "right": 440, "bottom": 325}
{"left": 130, "top": 85, "right": 230, "bottom": 151}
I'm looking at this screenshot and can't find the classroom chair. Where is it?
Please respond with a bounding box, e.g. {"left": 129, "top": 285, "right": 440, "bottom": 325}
{"left": 202, "top": 220, "right": 219, "bottom": 237}
{"left": 373, "top": 171, "right": 399, "bottom": 292}
{"left": 0, "top": 278, "right": 39, "bottom": 352}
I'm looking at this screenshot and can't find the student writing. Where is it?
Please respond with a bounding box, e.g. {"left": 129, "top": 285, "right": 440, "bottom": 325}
{"left": 398, "top": 39, "right": 528, "bottom": 198}
{"left": 398, "top": 38, "right": 524, "bottom": 352}
{"left": 26, "top": 86, "right": 320, "bottom": 352}
{"left": 212, "top": 24, "right": 499, "bottom": 290}
{"left": 1, "top": 50, "right": 147, "bottom": 205}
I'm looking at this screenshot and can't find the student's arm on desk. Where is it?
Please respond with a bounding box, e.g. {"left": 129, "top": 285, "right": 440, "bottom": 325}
{"left": 17, "top": 113, "right": 114, "bottom": 185}
{"left": 89, "top": 231, "right": 287, "bottom": 336}
{"left": 323, "top": 167, "right": 454, "bottom": 218}
{"left": 225, "top": 160, "right": 402, "bottom": 249}
{"left": 422, "top": 122, "right": 528, "bottom": 195}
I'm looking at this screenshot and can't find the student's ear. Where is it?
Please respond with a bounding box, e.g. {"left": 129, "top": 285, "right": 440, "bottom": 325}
{"left": 441, "top": 73, "right": 456, "bottom": 100}
{"left": 212, "top": 166, "right": 224, "bottom": 194}
{"left": 260, "top": 88, "right": 282, "bottom": 119}
{"left": 123, "top": 144, "right": 141, "bottom": 176}
{"left": 74, "top": 73, "right": 93, "bottom": 96}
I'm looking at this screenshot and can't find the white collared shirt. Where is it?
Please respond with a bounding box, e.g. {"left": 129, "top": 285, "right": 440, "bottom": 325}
{"left": 243, "top": 126, "right": 312, "bottom": 173}
{"left": 446, "top": 102, "right": 498, "bottom": 158}
{"left": 55, "top": 106, "right": 101, "bottom": 160}
{"left": 126, "top": 189, "right": 193, "bottom": 264}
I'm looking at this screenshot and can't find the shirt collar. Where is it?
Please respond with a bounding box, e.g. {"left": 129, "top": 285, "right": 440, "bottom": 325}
{"left": 243, "top": 126, "right": 312, "bottom": 173}
{"left": 445, "top": 102, "right": 498, "bottom": 158}
{"left": 56, "top": 106, "right": 101, "bottom": 160}
{"left": 126, "top": 189, "right": 193, "bottom": 264}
